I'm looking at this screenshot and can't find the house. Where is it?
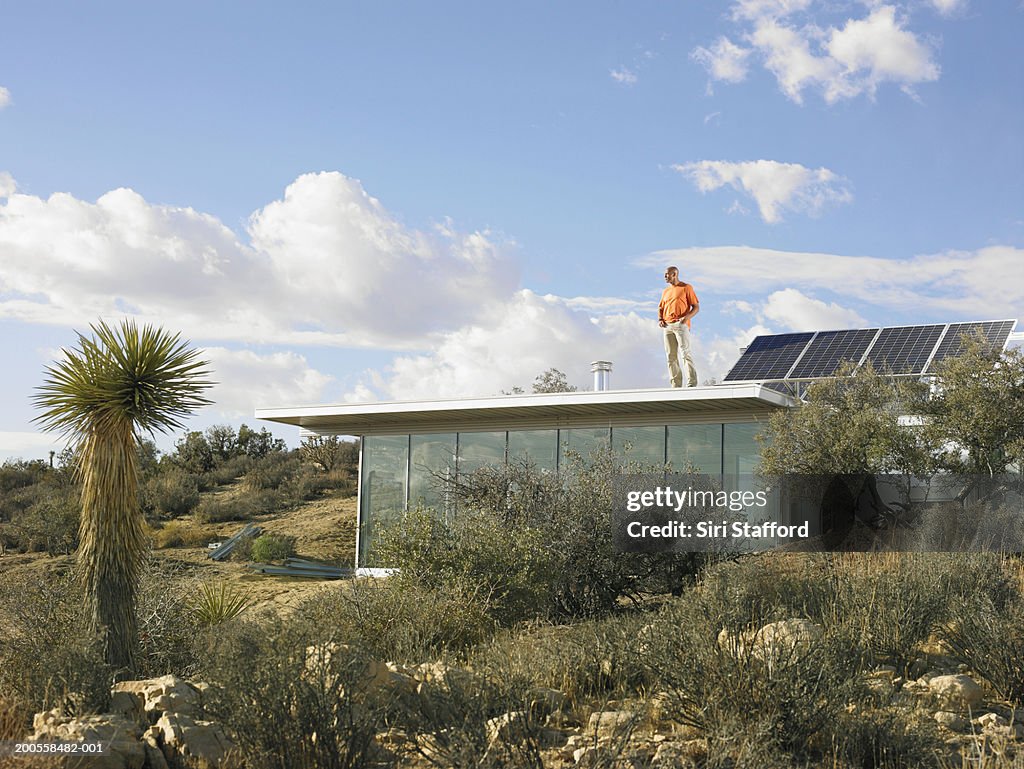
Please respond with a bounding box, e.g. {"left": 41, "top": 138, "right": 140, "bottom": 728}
{"left": 255, "top": 320, "right": 1018, "bottom": 571}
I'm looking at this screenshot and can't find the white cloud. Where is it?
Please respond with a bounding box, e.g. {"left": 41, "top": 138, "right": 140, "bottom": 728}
{"left": 0, "top": 87, "right": 10, "bottom": 109}
{"left": 638, "top": 244, "right": 1024, "bottom": 319}
{"left": 610, "top": 68, "right": 638, "bottom": 85}
{"left": 695, "top": 3, "right": 940, "bottom": 103}
{"left": 761, "top": 288, "right": 868, "bottom": 330}
{"left": 201, "top": 347, "right": 336, "bottom": 419}
{"left": 691, "top": 37, "right": 752, "bottom": 83}
{"left": 0, "top": 172, "right": 518, "bottom": 348}
{"left": 672, "top": 159, "right": 852, "bottom": 223}
{"left": 345, "top": 290, "right": 683, "bottom": 400}
{"left": 0, "top": 172, "right": 14, "bottom": 198}
{"left": 0, "top": 431, "right": 65, "bottom": 463}
{"left": 930, "top": 0, "right": 966, "bottom": 16}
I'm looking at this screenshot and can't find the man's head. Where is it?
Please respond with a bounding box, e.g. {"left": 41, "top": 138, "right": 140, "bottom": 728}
{"left": 664, "top": 266, "right": 680, "bottom": 285}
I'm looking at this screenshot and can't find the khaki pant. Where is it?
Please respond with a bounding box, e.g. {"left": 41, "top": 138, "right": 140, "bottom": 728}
{"left": 664, "top": 321, "right": 698, "bottom": 387}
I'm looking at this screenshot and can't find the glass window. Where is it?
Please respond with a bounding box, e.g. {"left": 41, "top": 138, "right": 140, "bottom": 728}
{"left": 668, "top": 424, "right": 723, "bottom": 476}
{"left": 559, "top": 427, "right": 610, "bottom": 465}
{"left": 612, "top": 425, "right": 666, "bottom": 468}
{"left": 723, "top": 421, "right": 778, "bottom": 526}
{"left": 507, "top": 429, "right": 558, "bottom": 474}
{"left": 409, "top": 433, "right": 456, "bottom": 511}
{"left": 457, "top": 431, "right": 506, "bottom": 476}
{"left": 359, "top": 435, "right": 409, "bottom": 565}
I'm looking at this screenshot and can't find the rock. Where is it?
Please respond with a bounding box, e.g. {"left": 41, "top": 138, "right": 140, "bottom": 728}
{"left": 586, "top": 710, "right": 635, "bottom": 743}
{"left": 526, "top": 687, "right": 567, "bottom": 719}
{"left": 575, "top": 746, "right": 616, "bottom": 767}
{"left": 751, "top": 619, "right": 823, "bottom": 661}
{"left": 487, "top": 711, "right": 529, "bottom": 745}
{"left": 29, "top": 711, "right": 145, "bottom": 769}
{"left": 155, "top": 712, "right": 235, "bottom": 766}
{"left": 975, "top": 713, "right": 1008, "bottom": 729}
{"left": 652, "top": 741, "right": 699, "bottom": 769}
{"left": 929, "top": 674, "right": 984, "bottom": 711}
{"left": 304, "top": 643, "right": 416, "bottom": 705}
{"left": 111, "top": 675, "right": 202, "bottom": 719}
{"left": 934, "top": 711, "right": 970, "bottom": 732}
{"left": 109, "top": 690, "right": 145, "bottom": 725}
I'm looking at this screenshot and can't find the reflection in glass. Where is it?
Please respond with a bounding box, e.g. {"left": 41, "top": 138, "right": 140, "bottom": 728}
{"left": 559, "top": 427, "right": 611, "bottom": 465}
{"left": 668, "top": 424, "right": 723, "bottom": 476}
{"left": 359, "top": 435, "right": 409, "bottom": 565}
{"left": 457, "top": 431, "right": 507, "bottom": 476}
{"left": 613, "top": 425, "right": 666, "bottom": 468}
{"left": 409, "top": 433, "right": 456, "bottom": 511}
{"left": 508, "top": 430, "right": 558, "bottom": 473}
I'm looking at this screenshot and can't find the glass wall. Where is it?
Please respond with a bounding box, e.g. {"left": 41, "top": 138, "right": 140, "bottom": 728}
{"left": 508, "top": 429, "right": 558, "bottom": 473}
{"left": 668, "top": 424, "right": 723, "bottom": 476}
{"left": 559, "top": 427, "right": 610, "bottom": 464}
{"left": 612, "top": 426, "right": 666, "bottom": 467}
{"left": 457, "top": 431, "right": 507, "bottom": 476}
{"left": 358, "top": 435, "right": 408, "bottom": 564}
{"left": 358, "top": 420, "right": 769, "bottom": 565}
{"left": 409, "top": 433, "right": 456, "bottom": 511}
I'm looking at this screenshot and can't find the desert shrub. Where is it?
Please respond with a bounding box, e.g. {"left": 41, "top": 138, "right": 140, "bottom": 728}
{"left": 469, "top": 612, "right": 653, "bottom": 705}
{"left": 698, "top": 553, "right": 840, "bottom": 634}
{"left": 825, "top": 707, "right": 946, "bottom": 769}
{"left": 11, "top": 490, "right": 80, "bottom": 555}
{"left": 299, "top": 577, "right": 495, "bottom": 663}
{"left": 375, "top": 507, "right": 559, "bottom": 626}
{"left": 135, "top": 559, "right": 204, "bottom": 678}
{"left": 194, "top": 489, "right": 282, "bottom": 523}
{"left": 0, "top": 569, "right": 112, "bottom": 712}
{"left": 200, "top": 454, "right": 255, "bottom": 489}
{"left": 827, "top": 553, "right": 967, "bottom": 672}
{"left": 943, "top": 594, "right": 1024, "bottom": 704}
{"left": 242, "top": 451, "right": 303, "bottom": 493}
{"left": 189, "top": 582, "right": 253, "bottom": 628}
{"left": 645, "top": 592, "right": 860, "bottom": 759}
{"left": 143, "top": 469, "right": 200, "bottom": 518}
{"left": 151, "top": 519, "right": 210, "bottom": 549}
{"left": 250, "top": 533, "right": 297, "bottom": 563}
{"left": 198, "top": 614, "right": 385, "bottom": 769}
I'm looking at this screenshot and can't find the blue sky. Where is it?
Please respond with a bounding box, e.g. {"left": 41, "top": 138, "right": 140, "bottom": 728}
{"left": 1, "top": 0, "right": 1022, "bottom": 460}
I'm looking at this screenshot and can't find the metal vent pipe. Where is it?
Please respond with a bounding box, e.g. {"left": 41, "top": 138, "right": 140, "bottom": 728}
{"left": 591, "top": 360, "right": 613, "bottom": 391}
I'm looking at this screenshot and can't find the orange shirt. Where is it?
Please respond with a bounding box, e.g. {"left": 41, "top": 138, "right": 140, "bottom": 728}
{"left": 659, "top": 283, "right": 699, "bottom": 327}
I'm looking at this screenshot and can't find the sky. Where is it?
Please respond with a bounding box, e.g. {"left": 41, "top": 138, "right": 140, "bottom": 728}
{"left": 1, "top": 0, "right": 1022, "bottom": 461}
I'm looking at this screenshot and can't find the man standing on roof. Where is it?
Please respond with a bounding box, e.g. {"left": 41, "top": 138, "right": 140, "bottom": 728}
{"left": 659, "top": 266, "right": 700, "bottom": 388}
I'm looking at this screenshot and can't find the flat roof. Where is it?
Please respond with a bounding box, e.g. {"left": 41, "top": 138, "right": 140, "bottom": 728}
{"left": 255, "top": 384, "right": 796, "bottom": 435}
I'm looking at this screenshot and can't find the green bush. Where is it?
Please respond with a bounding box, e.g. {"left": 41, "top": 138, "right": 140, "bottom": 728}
{"left": 242, "top": 451, "right": 303, "bottom": 493}
{"left": 646, "top": 595, "right": 861, "bottom": 759}
{"left": 470, "top": 612, "right": 653, "bottom": 706}
{"left": 197, "top": 614, "right": 383, "bottom": 769}
{"left": 250, "top": 533, "right": 297, "bottom": 563}
{"left": 12, "top": 490, "right": 80, "bottom": 555}
{"left": 375, "top": 507, "right": 558, "bottom": 626}
{"left": 943, "top": 593, "right": 1024, "bottom": 705}
{"left": 194, "top": 489, "right": 282, "bottom": 523}
{"left": 200, "top": 454, "right": 255, "bottom": 489}
{"left": 299, "top": 577, "right": 495, "bottom": 663}
{"left": 0, "top": 570, "right": 112, "bottom": 712}
{"left": 144, "top": 469, "right": 200, "bottom": 518}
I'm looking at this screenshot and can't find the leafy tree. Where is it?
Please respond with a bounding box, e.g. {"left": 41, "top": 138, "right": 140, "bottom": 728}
{"left": 924, "top": 339, "right": 1024, "bottom": 478}
{"left": 236, "top": 423, "right": 286, "bottom": 459}
{"left": 174, "top": 430, "right": 215, "bottom": 473}
{"left": 301, "top": 435, "right": 357, "bottom": 472}
{"left": 33, "top": 320, "right": 212, "bottom": 672}
{"left": 532, "top": 367, "right": 578, "bottom": 393}
{"left": 205, "top": 424, "right": 238, "bottom": 462}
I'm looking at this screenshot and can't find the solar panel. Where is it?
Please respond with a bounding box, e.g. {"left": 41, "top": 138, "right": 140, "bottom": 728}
{"left": 925, "top": 320, "right": 1016, "bottom": 372}
{"left": 789, "top": 328, "right": 878, "bottom": 379}
{"left": 721, "top": 320, "right": 1017, "bottom": 383}
{"left": 863, "top": 324, "right": 945, "bottom": 374}
{"left": 723, "top": 332, "right": 814, "bottom": 381}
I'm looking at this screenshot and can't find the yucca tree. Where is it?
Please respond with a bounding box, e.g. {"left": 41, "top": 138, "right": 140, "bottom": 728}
{"left": 34, "top": 320, "right": 213, "bottom": 673}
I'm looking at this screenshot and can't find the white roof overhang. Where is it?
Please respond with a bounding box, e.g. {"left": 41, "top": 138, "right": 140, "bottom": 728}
{"left": 255, "top": 384, "right": 797, "bottom": 436}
